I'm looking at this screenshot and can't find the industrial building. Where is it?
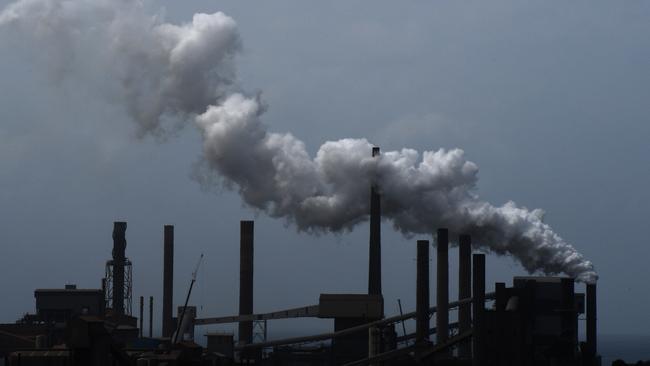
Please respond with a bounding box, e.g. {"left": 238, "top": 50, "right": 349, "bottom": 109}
{"left": 0, "top": 148, "right": 601, "bottom": 365}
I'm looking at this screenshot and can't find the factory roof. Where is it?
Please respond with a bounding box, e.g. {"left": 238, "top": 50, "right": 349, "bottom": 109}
{"left": 513, "top": 276, "right": 571, "bottom": 283}
{"left": 34, "top": 289, "right": 102, "bottom": 293}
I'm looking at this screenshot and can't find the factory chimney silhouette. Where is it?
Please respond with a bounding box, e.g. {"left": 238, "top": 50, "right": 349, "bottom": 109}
{"left": 112, "top": 222, "right": 127, "bottom": 316}
{"left": 368, "top": 147, "right": 382, "bottom": 308}
{"left": 162, "top": 225, "right": 174, "bottom": 338}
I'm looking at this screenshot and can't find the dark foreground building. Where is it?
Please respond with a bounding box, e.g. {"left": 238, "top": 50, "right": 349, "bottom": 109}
{"left": 483, "top": 277, "right": 587, "bottom": 366}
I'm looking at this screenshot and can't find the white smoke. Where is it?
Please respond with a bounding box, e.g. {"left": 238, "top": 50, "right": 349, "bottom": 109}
{"left": 0, "top": 0, "right": 240, "bottom": 135}
{"left": 196, "top": 94, "right": 597, "bottom": 283}
{"left": 1, "top": 0, "right": 597, "bottom": 283}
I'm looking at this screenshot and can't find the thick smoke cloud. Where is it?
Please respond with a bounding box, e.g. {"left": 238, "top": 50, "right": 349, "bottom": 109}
{"left": 0, "top": 0, "right": 240, "bottom": 135}
{"left": 0, "top": 0, "right": 597, "bottom": 283}
{"left": 196, "top": 94, "right": 597, "bottom": 283}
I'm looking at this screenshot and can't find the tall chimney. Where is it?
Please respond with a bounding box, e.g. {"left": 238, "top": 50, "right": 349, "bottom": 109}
{"left": 139, "top": 296, "right": 144, "bottom": 338}
{"left": 239, "top": 220, "right": 254, "bottom": 345}
{"left": 458, "top": 234, "right": 471, "bottom": 358}
{"left": 112, "top": 222, "right": 127, "bottom": 316}
{"left": 368, "top": 146, "right": 382, "bottom": 300}
{"left": 586, "top": 283, "right": 597, "bottom": 363}
{"left": 472, "top": 253, "right": 486, "bottom": 366}
{"left": 149, "top": 296, "right": 153, "bottom": 338}
{"left": 162, "top": 225, "right": 174, "bottom": 338}
{"left": 436, "top": 228, "right": 449, "bottom": 345}
{"left": 416, "top": 240, "right": 430, "bottom": 343}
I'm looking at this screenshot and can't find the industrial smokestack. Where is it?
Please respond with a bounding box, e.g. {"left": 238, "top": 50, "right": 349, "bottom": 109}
{"left": 112, "top": 221, "right": 127, "bottom": 316}
{"left": 436, "top": 228, "right": 449, "bottom": 345}
{"left": 162, "top": 225, "right": 174, "bottom": 338}
{"left": 416, "top": 240, "right": 430, "bottom": 343}
{"left": 149, "top": 296, "right": 153, "bottom": 338}
{"left": 586, "top": 283, "right": 597, "bottom": 363}
{"left": 458, "top": 234, "right": 471, "bottom": 358}
{"left": 139, "top": 296, "right": 144, "bottom": 338}
{"left": 239, "top": 220, "right": 254, "bottom": 345}
{"left": 472, "top": 253, "right": 486, "bottom": 366}
{"left": 368, "top": 146, "right": 382, "bottom": 302}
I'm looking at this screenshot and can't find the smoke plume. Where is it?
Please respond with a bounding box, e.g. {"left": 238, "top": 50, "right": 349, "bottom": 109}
{"left": 0, "top": 0, "right": 240, "bottom": 135}
{"left": 0, "top": 0, "right": 597, "bottom": 283}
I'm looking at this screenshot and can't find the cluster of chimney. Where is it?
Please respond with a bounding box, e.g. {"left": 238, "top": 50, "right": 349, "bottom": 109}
{"left": 106, "top": 146, "right": 597, "bottom": 364}
{"left": 367, "top": 146, "right": 597, "bottom": 363}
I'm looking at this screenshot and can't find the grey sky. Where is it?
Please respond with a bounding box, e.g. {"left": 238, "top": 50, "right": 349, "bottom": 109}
{"left": 1, "top": 0, "right": 649, "bottom": 339}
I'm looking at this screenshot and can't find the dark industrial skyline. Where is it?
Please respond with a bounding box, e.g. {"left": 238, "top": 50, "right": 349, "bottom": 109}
{"left": 0, "top": 0, "right": 649, "bottom": 345}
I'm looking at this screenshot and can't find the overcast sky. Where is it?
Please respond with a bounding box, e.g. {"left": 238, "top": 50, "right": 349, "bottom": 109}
{"left": 1, "top": 0, "right": 649, "bottom": 340}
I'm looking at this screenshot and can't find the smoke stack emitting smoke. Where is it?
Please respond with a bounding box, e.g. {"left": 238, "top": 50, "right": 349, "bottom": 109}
{"left": 0, "top": 0, "right": 597, "bottom": 283}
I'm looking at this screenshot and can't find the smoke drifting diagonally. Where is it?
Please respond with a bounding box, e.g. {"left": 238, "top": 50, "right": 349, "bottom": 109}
{"left": 1, "top": 0, "right": 597, "bottom": 283}
{"left": 0, "top": 0, "right": 240, "bottom": 135}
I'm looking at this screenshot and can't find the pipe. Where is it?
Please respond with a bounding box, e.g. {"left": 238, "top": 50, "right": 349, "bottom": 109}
{"left": 149, "top": 296, "right": 153, "bottom": 338}
{"left": 436, "top": 228, "right": 449, "bottom": 345}
{"left": 472, "top": 253, "right": 486, "bottom": 366}
{"left": 416, "top": 240, "right": 430, "bottom": 343}
{"left": 236, "top": 295, "right": 496, "bottom": 351}
{"left": 162, "top": 225, "right": 174, "bottom": 338}
{"left": 586, "top": 283, "right": 597, "bottom": 362}
{"left": 239, "top": 220, "right": 254, "bottom": 345}
{"left": 458, "top": 234, "right": 471, "bottom": 358}
{"left": 368, "top": 146, "right": 382, "bottom": 301}
{"left": 139, "top": 296, "right": 144, "bottom": 338}
{"left": 112, "top": 221, "right": 127, "bottom": 316}
{"left": 397, "top": 299, "right": 407, "bottom": 339}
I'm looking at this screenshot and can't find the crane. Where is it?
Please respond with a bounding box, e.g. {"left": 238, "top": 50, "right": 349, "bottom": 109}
{"left": 173, "top": 253, "right": 204, "bottom": 344}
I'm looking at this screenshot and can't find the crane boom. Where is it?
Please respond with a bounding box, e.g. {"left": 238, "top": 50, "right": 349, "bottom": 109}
{"left": 173, "top": 253, "right": 204, "bottom": 344}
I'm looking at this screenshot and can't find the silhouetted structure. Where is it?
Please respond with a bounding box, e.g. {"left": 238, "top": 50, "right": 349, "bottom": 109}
{"left": 162, "top": 224, "right": 174, "bottom": 338}
{"left": 586, "top": 283, "right": 598, "bottom": 365}
{"left": 319, "top": 294, "right": 383, "bottom": 364}
{"left": 139, "top": 296, "right": 143, "bottom": 337}
{"left": 239, "top": 220, "right": 254, "bottom": 347}
{"left": 458, "top": 234, "right": 472, "bottom": 358}
{"left": 35, "top": 286, "right": 105, "bottom": 323}
{"left": 206, "top": 332, "right": 235, "bottom": 359}
{"left": 473, "top": 253, "right": 486, "bottom": 366}
{"left": 149, "top": 296, "right": 153, "bottom": 338}
{"left": 104, "top": 222, "right": 133, "bottom": 317}
{"left": 112, "top": 222, "right": 127, "bottom": 316}
{"left": 482, "top": 277, "right": 585, "bottom": 366}
{"left": 0, "top": 181, "right": 605, "bottom": 366}
{"left": 436, "top": 228, "right": 449, "bottom": 347}
{"left": 416, "top": 239, "right": 430, "bottom": 344}
{"left": 368, "top": 146, "right": 382, "bottom": 301}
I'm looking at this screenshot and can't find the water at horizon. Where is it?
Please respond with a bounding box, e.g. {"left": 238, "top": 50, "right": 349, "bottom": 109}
{"left": 600, "top": 334, "right": 650, "bottom": 365}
